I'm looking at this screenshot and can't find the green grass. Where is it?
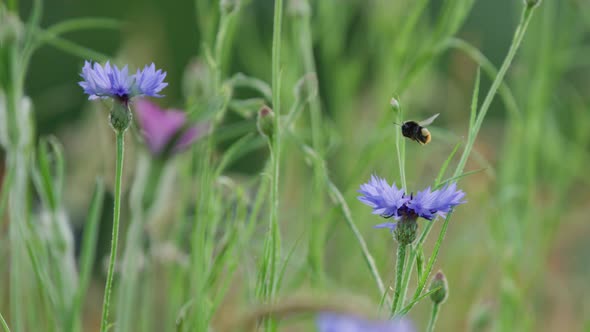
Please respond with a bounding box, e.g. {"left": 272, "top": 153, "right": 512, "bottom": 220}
{"left": 1, "top": 0, "right": 590, "bottom": 331}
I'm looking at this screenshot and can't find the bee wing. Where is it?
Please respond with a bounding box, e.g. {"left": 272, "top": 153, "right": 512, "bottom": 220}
{"left": 418, "top": 113, "right": 440, "bottom": 126}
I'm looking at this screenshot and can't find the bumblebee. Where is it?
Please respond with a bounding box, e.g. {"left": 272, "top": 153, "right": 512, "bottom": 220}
{"left": 400, "top": 113, "right": 439, "bottom": 145}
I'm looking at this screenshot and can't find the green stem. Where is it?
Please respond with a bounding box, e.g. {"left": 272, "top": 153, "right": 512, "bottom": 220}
{"left": 398, "top": 245, "right": 415, "bottom": 309}
{"left": 260, "top": 2, "right": 283, "bottom": 330}
{"left": 402, "top": 5, "right": 537, "bottom": 315}
{"left": 100, "top": 131, "right": 125, "bottom": 332}
{"left": 427, "top": 303, "right": 441, "bottom": 332}
{"left": 0, "top": 311, "right": 11, "bottom": 332}
{"left": 296, "top": 6, "right": 325, "bottom": 285}
{"left": 269, "top": 0, "right": 283, "bottom": 294}
{"left": 391, "top": 244, "right": 407, "bottom": 315}
{"left": 454, "top": 6, "right": 535, "bottom": 177}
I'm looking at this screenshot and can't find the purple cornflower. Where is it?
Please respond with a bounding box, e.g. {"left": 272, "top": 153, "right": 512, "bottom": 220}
{"left": 317, "top": 313, "right": 414, "bottom": 332}
{"left": 79, "top": 61, "right": 167, "bottom": 102}
{"left": 358, "top": 175, "right": 465, "bottom": 231}
{"left": 134, "top": 99, "right": 209, "bottom": 157}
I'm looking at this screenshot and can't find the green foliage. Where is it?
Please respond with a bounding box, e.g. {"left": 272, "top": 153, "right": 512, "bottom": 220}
{"left": 1, "top": 0, "right": 590, "bottom": 331}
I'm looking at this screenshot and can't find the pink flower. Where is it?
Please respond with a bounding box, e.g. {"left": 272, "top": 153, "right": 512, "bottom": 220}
{"left": 134, "top": 99, "right": 208, "bottom": 157}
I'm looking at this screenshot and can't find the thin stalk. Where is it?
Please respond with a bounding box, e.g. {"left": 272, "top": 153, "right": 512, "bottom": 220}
{"left": 270, "top": 0, "right": 283, "bottom": 285}
{"left": 403, "top": 6, "right": 537, "bottom": 313}
{"left": 455, "top": 6, "right": 535, "bottom": 177}
{"left": 391, "top": 244, "right": 407, "bottom": 315}
{"left": 398, "top": 245, "right": 415, "bottom": 310}
{"left": 100, "top": 131, "right": 125, "bottom": 332}
{"left": 427, "top": 303, "right": 440, "bottom": 332}
{"left": 285, "top": 130, "right": 387, "bottom": 301}
{"left": 296, "top": 6, "right": 325, "bottom": 284}
{"left": 0, "top": 311, "right": 10, "bottom": 332}
{"left": 267, "top": 0, "right": 283, "bottom": 321}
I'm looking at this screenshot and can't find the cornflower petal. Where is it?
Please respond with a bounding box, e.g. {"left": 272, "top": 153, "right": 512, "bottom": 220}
{"left": 358, "top": 175, "right": 408, "bottom": 219}
{"left": 317, "top": 313, "right": 414, "bottom": 332}
{"left": 407, "top": 183, "right": 466, "bottom": 220}
{"left": 134, "top": 63, "right": 168, "bottom": 97}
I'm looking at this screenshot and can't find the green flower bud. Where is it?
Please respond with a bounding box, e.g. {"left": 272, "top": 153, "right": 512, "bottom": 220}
{"left": 0, "top": 8, "right": 24, "bottom": 45}
{"left": 182, "top": 58, "right": 212, "bottom": 101}
{"left": 287, "top": 0, "right": 311, "bottom": 18}
{"left": 429, "top": 271, "right": 448, "bottom": 304}
{"left": 257, "top": 105, "right": 275, "bottom": 141}
{"left": 393, "top": 217, "right": 418, "bottom": 246}
{"left": 220, "top": 0, "right": 240, "bottom": 14}
{"left": 109, "top": 101, "right": 133, "bottom": 134}
{"left": 293, "top": 72, "right": 318, "bottom": 103}
{"left": 390, "top": 97, "right": 400, "bottom": 111}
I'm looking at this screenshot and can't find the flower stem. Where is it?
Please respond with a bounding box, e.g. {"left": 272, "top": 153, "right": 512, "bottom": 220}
{"left": 100, "top": 131, "right": 125, "bottom": 332}
{"left": 392, "top": 243, "right": 407, "bottom": 315}
{"left": 403, "top": 4, "right": 538, "bottom": 315}
{"left": 427, "top": 303, "right": 441, "bottom": 332}
{"left": 269, "top": 0, "right": 283, "bottom": 313}
{"left": 398, "top": 246, "right": 415, "bottom": 308}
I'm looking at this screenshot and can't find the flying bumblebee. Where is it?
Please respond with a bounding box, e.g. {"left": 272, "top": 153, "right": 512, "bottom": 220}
{"left": 398, "top": 113, "right": 439, "bottom": 145}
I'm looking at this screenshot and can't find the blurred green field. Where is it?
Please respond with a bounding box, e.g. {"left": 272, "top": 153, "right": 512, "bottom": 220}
{"left": 1, "top": 0, "right": 590, "bottom": 331}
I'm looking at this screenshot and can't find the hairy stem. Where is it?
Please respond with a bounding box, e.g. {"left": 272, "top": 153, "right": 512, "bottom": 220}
{"left": 100, "top": 131, "right": 125, "bottom": 332}
{"left": 391, "top": 244, "right": 407, "bottom": 315}
{"left": 427, "top": 303, "right": 441, "bottom": 332}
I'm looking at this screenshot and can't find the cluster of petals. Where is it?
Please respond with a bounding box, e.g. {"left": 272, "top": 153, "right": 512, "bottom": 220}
{"left": 79, "top": 61, "right": 167, "bottom": 101}
{"left": 358, "top": 175, "right": 465, "bottom": 230}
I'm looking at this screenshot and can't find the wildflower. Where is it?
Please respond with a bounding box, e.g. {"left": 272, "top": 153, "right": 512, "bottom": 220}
{"left": 134, "top": 99, "right": 208, "bottom": 157}
{"left": 357, "top": 175, "right": 466, "bottom": 231}
{"left": 79, "top": 61, "right": 167, "bottom": 102}
{"left": 317, "top": 313, "right": 414, "bottom": 332}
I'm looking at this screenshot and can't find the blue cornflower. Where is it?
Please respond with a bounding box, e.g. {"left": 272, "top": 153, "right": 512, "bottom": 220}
{"left": 79, "top": 61, "right": 167, "bottom": 101}
{"left": 133, "top": 63, "right": 168, "bottom": 98}
{"left": 358, "top": 175, "right": 409, "bottom": 219}
{"left": 407, "top": 183, "right": 465, "bottom": 220}
{"left": 317, "top": 313, "right": 414, "bottom": 332}
{"left": 358, "top": 175, "right": 465, "bottom": 231}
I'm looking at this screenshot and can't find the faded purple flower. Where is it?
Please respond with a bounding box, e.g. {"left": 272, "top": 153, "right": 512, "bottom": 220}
{"left": 317, "top": 313, "right": 414, "bottom": 332}
{"left": 79, "top": 61, "right": 167, "bottom": 101}
{"left": 134, "top": 99, "right": 208, "bottom": 157}
{"left": 358, "top": 175, "right": 465, "bottom": 230}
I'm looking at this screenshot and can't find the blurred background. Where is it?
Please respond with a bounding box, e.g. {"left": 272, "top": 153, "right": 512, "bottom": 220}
{"left": 3, "top": 0, "right": 590, "bottom": 331}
